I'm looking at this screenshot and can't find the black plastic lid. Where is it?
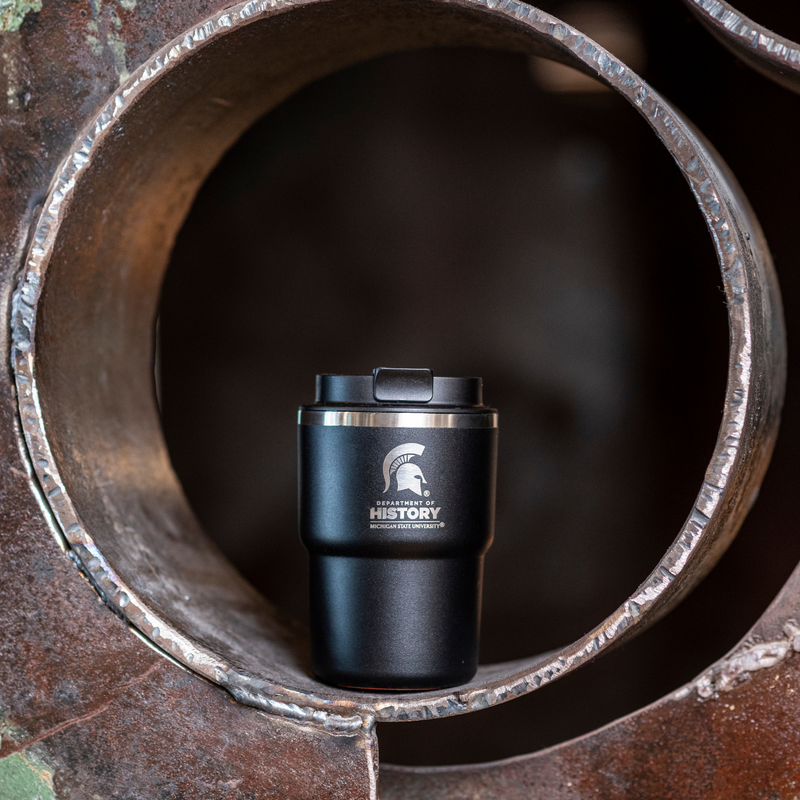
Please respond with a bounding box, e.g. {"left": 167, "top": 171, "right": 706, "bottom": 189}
{"left": 315, "top": 368, "right": 483, "bottom": 407}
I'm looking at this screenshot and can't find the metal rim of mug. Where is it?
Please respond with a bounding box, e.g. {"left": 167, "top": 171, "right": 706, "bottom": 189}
{"left": 299, "top": 409, "right": 499, "bottom": 428}
{"left": 9, "top": 0, "right": 786, "bottom": 728}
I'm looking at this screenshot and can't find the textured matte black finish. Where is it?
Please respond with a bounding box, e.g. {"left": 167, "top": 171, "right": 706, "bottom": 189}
{"left": 310, "top": 555, "right": 482, "bottom": 689}
{"left": 299, "top": 372, "right": 497, "bottom": 690}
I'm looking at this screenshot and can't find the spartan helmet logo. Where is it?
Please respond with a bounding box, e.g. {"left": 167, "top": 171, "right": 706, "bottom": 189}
{"left": 382, "top": 443, "right": 427, "bottom": 496}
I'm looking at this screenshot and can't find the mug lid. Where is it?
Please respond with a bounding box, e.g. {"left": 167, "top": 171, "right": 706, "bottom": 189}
{"left": 315, "top": 368, "right": 483, "bottom": 407}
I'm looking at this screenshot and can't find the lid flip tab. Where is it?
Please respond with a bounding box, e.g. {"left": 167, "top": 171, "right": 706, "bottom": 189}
{"left": 373, "top": 368, "right": 434, "bottom": 403}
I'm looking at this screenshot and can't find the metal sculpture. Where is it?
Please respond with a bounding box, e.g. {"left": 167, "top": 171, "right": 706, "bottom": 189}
{"left": 0, "top": 0, "right": 796, "bottom": 797}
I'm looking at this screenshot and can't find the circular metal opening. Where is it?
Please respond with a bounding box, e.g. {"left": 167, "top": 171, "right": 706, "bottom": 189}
{"left": 11, "top": 0, "right": 785, "bottom": 731}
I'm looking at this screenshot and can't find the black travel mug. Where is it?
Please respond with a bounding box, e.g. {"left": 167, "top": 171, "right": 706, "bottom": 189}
{"left": 299, "top": 367, "right": 497, "bottom": 690}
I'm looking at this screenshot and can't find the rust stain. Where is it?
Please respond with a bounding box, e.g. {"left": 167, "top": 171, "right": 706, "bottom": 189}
{"left": 0, "top": 661, "right": 164, "bottom": 759}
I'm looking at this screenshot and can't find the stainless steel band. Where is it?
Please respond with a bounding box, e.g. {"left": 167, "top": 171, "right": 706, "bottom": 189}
{"left": 298, "top": 408, "right": 498, "bottom": 429}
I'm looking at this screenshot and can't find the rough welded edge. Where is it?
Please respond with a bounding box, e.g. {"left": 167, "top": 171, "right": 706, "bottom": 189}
{"left": 9, "top": 0, "right": 784, "bottom": 727}
{"left": 671, "top": 620, "right": 800, "bottom": 702}
{"left": 685, "top": 0, "right": 800, "bottom": 90}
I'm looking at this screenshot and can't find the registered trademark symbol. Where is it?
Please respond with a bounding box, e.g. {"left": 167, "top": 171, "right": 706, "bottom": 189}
{"left": 424, "top": 490, "right": 430, "bottom": 497}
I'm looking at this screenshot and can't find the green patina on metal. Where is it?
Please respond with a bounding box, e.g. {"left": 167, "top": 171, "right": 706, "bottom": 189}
{"left": 0, "top": 0, "right": 42, "bottom": 33}
{"left": 0, "top": 752, "right": 56, "bottom": 800}
{"left": 0, "top": 708, "right": 55, "bottom": 799}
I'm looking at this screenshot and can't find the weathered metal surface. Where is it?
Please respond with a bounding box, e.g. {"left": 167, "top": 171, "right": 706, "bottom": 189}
{"left": 0, "top": 401, "right": 377, "bottom": 798}
{"left": 684, "top": 0, "right": 800, "bottom": 94}
{"left": 0, "top": 0, "right": 796, "bottom": 796}
{"left": 381, "top": 630, "right": 800, "bottom": 798}
{"left": 0, "top": 0, "right": 381, "bottom": 796}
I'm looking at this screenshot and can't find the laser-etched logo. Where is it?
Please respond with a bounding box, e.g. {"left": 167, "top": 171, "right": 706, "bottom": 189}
{"left": 382, "top": 443, "right": 427, "bottom": 496}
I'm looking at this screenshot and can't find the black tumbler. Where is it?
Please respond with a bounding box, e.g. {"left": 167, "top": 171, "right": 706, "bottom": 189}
{"left": 299, "top": 367, "right": 497, "bottom": 690}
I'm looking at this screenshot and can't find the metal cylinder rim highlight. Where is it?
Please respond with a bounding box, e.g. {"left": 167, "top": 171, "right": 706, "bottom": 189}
{"left": 299, "top": 409, "right": 499, "bottom": 428}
